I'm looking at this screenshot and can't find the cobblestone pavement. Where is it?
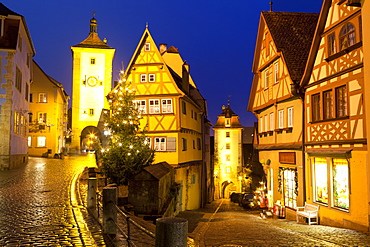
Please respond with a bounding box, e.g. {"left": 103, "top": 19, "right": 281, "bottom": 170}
{"left": 177, "top": 199, "right": 370, "bottom": 247}
{"left": 0, "top": 154, "right": 104, "bottom": 246}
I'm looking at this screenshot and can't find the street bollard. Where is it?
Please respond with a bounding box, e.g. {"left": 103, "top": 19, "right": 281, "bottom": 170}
{"left": 155, "top": 217, "right": 188, "bottom": 247}
{"left": 103, "top": 186, "right": 117, "bottom": 236}
{"left": 87, "top": 177, "right": 97, "bottom": 212}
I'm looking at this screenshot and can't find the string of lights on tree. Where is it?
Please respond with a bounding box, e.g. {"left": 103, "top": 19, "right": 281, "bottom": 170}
{"left": 99, "top": 70, "right": 154, "bottom": 185}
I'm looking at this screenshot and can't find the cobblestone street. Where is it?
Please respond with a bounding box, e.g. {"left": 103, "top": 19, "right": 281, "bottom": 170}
{"left": 177, "top": 199, "right": 370, "bottom": 247}
{"left": 1, "top": 155, "right": 370, "bottom": 246}
{"left": 0, "top": 154, "right": 101, "bottom": 246}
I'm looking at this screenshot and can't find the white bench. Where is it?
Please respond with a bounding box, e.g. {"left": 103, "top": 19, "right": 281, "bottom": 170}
{"left": 296, "top": 203, "right": 319, "bottom": 225}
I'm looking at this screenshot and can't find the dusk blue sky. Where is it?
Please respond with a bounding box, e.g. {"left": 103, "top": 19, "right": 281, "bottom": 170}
{"left": 2, "top": 0, "right": 323, "bottom": 127}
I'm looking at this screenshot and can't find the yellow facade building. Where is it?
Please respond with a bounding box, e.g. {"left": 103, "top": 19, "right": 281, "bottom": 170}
{"left": 213, "top": 104, "right": 243, "bottom": 199}
{"left": 248, "top": 11, "right": 319, "bottom": 216}
{"left": 70, "top": 16, "right": 115, "bottom": 151}
{"left": 28, "top": 60, "right": 69, "bottom": 157}
{"left": 116, "top": 27, "right": 211, "bottom": 211}
{"left": 300, "top": 0, "right": 369, "bottom": 231}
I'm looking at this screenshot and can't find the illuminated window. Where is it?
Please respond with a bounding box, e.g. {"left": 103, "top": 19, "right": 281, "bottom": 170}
{"left": 278, "top": 110, "right": 284, "bottom": 129}
{"left": 226, "top": 167, "right": 231, "bottom": 173}
{"left": 226, "top": 143, "right": 230, "bottom": 150}
{"left": 336, "top": 85, "right": 347, "bottom": 117}
{"left": 281, "top": 168, "right": 297, "bottom": 208}
{"left": 37, "top": 136, "right": 46, "bottom": 147}
{"left": 149, "top": 99, "right": 160, "bottom": 114}
{"left": 226, "top": 154, "right": 230, "bottom": 161}
{"left": 274, "top": 62, "right": 279, "bottom": 84}
{"left": 154, "top": 137, "right": 166, "bottom": 151}
{"left": 225, "top": 118, "right": 230, "bottom": 127}
{"left": 145, "top": 43, "right": 150, "bottom": 51}
{"left": 149, "top": 74, "right": 156, "bottom": 82}
{"left": 140, "top": 74, "right": 147, "bottom": 83}
{"left": 38, "top": 112, "right": 47, "bottom": 123}
{"left": 161, "top": 99, "right": 173, "bottom": 113}
{"left": 287, "top": 107, "right": 294, "bottom": 128}
{"left": 328, "top": 33, "right": 336, "bottom": 56}
{"left": 323, "top": 90, "right": 333, "bottom": 120}
{"left": 39, "top": 93, "right": 47, "bottom": 103}
{"left": 332, "top": 158, "right": 349, "bottom": 209}
{"left": 28, "top": 136, "right": 32, "bottom": 147}
{"left": 90, "top": 58, "right": 96, "bottom": 65}
{"left": 339, "top": 22, "right": 355, "bottom": 50}
{"left": 226, "top": 132, "right": 230, "bottom": 138}
{"left": 14, "top": 111, "right": 20, "bottom": 134}
{"left": 313, "top": 157, "right": 328, "bottom": 204}
{"left": 134, "top": 100, "right": 146, "bottom": 114}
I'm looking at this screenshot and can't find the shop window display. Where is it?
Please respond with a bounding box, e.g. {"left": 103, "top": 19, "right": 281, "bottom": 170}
{"left": 332, "top": 158, "right": 349, "bottom": 209}
{"left": 314, "top": 157, "right": 328, "bottom": 204}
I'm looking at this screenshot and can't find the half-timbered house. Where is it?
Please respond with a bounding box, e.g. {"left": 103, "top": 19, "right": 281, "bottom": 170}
{"left": 248, "top": 11, "right": 319, "bottom": 218}
{"left": 300, "top": 0, "right": 368, "bottom": 231}
{"left": 116, "top": 27, "right": 211, "bottom": 212}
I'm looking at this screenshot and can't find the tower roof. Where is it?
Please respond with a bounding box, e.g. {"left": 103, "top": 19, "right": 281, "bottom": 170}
{"left": 213, "top": 104, "right": 243, "bottom": 128}
{"left": 72, "top": 14, "right": 112, "bottom": 49}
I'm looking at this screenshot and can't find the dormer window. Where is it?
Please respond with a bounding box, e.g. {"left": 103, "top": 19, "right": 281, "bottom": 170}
{"left": 339, "top": 22, "right": 355, "bottom": 51}
{"left": 225, "top": 118, "right": 230, "bottom": 127}
{"left": 145, "top": 43, "right": 150, "bottom": 51}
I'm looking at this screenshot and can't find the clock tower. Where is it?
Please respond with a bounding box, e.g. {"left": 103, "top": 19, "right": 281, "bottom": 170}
{"left": 70, "top": 14, "right": 115, "bottom": 150}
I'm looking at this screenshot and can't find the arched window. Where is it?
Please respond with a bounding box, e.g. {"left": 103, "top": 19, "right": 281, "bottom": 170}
{"left": 339, "top": 22, "right": 355, "bottom": 50}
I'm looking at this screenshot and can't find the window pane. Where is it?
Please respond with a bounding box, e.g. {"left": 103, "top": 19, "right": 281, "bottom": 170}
{"left": 314, "top": 157, "right": 328, "bottom": 204}
{"left": 287, "top": 107, "right": 293, "bottom": 127}
{"left": 283, "top": 169, "right": 297, "bottom": 208}
{"left": 336, "top": 86, "right": 347, "bottom": 117}
{"left": 149, "top": 100, "right": 160, "bottom": 114}
{"left": 332, "top": 158, "right": 349, "bottom": 209}
{"left": 278, "top": 110, "right": 284, "bottom": 129}
{"left": 323, "top": 90, "right": 333, "bottom": 119}
{"left": 162, "top": 99, "right": 172, "bottom": 113}
{"left": 312, "top": 94, "right": 321, "bottom": 121}
{"left": 328, "top": 34, "right": 336, "bottom": 56}
{"left": 37, "top": 136, "right": 46, "bottom": 147}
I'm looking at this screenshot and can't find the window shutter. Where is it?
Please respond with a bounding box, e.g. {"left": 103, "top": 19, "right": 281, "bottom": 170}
{"left": 167, "top": 137, "right": 176, "bottom": 152}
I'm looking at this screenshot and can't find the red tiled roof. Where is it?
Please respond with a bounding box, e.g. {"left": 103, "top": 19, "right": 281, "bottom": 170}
{"left": 262, "top": 11, "right": 319, "bottom": 82}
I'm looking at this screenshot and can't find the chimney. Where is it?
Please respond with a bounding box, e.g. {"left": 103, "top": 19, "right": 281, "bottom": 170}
{"left": 159, "top": 43, "right": 167, "bottom": 54}
{"left": 182, "top": 62, "right": 190, "bottom": 94}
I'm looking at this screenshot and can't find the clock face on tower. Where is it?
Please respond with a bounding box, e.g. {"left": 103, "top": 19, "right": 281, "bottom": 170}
{"left": 87, "top": 76, "right": 98, "bottom": 87}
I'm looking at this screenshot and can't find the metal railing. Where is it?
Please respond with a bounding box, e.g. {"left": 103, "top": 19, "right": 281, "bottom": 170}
{"left": 87, "top": 177, "right": 156, "bottom": 246}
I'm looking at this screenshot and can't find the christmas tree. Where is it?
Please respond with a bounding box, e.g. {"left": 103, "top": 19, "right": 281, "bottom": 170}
{"left": 100, "top": 71, "right": 155, "bottom": 185}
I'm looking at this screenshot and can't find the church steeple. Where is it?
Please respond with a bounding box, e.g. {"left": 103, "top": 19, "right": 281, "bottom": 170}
{"left": 72, "top": 12, "right": 112, "bottom": 49}
{"left": 90, "top": 12, "right": 98, "bottom": 33}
